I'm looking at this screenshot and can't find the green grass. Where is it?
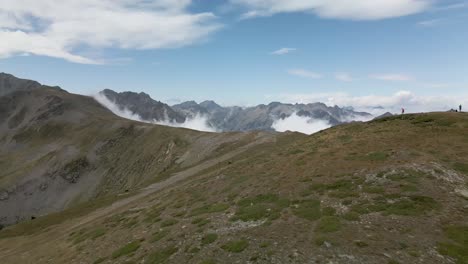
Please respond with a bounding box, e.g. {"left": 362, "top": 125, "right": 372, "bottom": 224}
{"left": 92, "top": 257, "right": 107, "bottom": 264}
{"left": 201, "top": 233, "right": 218, "bottom": 245}
{"left": 354, "top": 240, "right": 369, "bottom": 247}
{"left": 342, "top": 212, "right": 360, "bottom": 221}
{"left": 453, "top": 162, "right": 468, "bottom": 174}
{"left": 150, "top": 229, "right": 170, "bottom": 243}
{"left": 190, "top": 203, "right": 230, "bottom": 216}
{"left": 365, "top": 152, "right": 388, "bottom": 161}
{"left": 437, "top": 225, "right": 468, "bottom": 264}
{"left": 315, "top": 216, "right": 342, "bottom": 233}
{"left": 70, "top": 227, "right": 107, "bottom": 244}
{"left": 160, "top": 219, "right": 178, "bottom": 227}
{"left": 363, "top": 186, "right": 385, "bottom": 194}
{"left": 191, "top": 218, "right": 210, "bottom": 227}
{"left": 314, "top": 236, "right": 328, "bottom": 246}
{"left": 0, "top": 194, "right": 126, "bottom": 238}
{"left": 111, "top": 240, "right": 141, "bottom": 259}
{"left": 292, "top": 199, "right": 322, "bottom": 221}
{"left": 384, "top": 196, "right": 439, "bottom": 216}
{"left": 306, "top": 179, "right": 360, "bottom": 198}
{"left": 232, "top": 194, "right": 289, "bottom": 221}
{"left": 352, "top": 195, "right": 439, "bottom": 216}
{"left": 147, "top": 246, "right": 178, "bottom": 263}
{"left": 199, "top": 259, "right": 216, "bottom": 264}
{"left": 221, "top": 239, "right": 249, "bottom": 253}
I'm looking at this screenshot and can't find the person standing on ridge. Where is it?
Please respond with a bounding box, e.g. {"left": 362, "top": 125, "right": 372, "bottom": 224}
{"left": 460, "top": 104, "right": 462, "bottom": 112}
{"left": 401, "top": 108, "right": 405, "bottom": 115}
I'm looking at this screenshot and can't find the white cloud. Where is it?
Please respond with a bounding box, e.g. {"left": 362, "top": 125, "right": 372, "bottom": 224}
{"left": 231, "top": 0, "right": 432, "bottom": 20}
{"left": 271, "top": 47, "right": 296, "bottom": 55}
{"left": 370, "top": 74, "right": 412, "bottom": 81}
{"left": 0, "top": 0, "right": 221, "bottom": 64}
{"left": 417, "top": 18, "right": 441, "bottom": 26}
{"left": 288, "top": 69, "right": 322, "bottom": 79}
{"left": 155, "top": 115, "right": 217, "bottom": 132}
{"left": 93, "top": 92, "right": 217, "bottom": 132}
{"left": 93, "top": 92, "right": 145, "bottom": 122}
{"left": 269, "top": 90, "right": 468, "bottom": 115}
{"left": 335, "top": 72, "right": 353, "bottom": 82}
{"left": 271, "top": 112, "right": 331, "bottom": 135}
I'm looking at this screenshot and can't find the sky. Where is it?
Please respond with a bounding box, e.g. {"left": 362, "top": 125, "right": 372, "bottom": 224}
{"left": 1, "top": 0, "right": 468, "bottom": 113}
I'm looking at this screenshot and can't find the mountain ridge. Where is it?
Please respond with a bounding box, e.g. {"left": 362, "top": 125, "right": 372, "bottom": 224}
{"left": 100, "top": 88, "right": 373, "bottom": 132}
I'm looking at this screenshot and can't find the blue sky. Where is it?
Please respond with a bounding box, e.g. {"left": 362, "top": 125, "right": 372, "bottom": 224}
{"left": 1, "top": 0, "right": 467, "bottom": 111}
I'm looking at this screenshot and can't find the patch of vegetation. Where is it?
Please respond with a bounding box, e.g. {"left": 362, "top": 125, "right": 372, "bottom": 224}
{"left": 232, "top": 194, "right": 289, "bottom": 221}
{"left": 363, "top": 186, "right": 385, "bottom": 194}
{"left": 147, "top": 246, "right": 178, "bottom": 263}
{"left": 354, "top": 240, "right": 369, "bottom": 247}
{"left": 199, "top": 259, "right": 216, "bottom": 264}
{"left": 352, "top": 195, "right": 439, "bottom": 216}
{"left": 150, "top": 229, "right": 170, "bottom": 243}
{"left": 453, "top": 162, "right": 468, "bottom": 174}
{"left": 191, "top": 218, "right": 210, "bottom": 227}
{"left": 305, "top": 179, "right": 360, "bottom": 198}
{"left": 387, "top": 170, "right": 421, "bottom": 184}
{"left": 190, "top": 203, "right": 229, "bottom": 216}
{"left": 342, "top": 212, "right": 360, "bottom": 221}
{"left": 314, "top": 236, "right": 328, "bottom": 246}
{"left": 315, "top": 216, "right": 341, "bottom": 233}
{"left": 92, "top": 257, "right": 107, "bottom": 264}
{"left": 292, "top": 199, "right": 321, "bottom": 221}
{"left": 322, "top": 207, "right": 336, "bottom": 216}
{"left": 70, "top": 227, "right": 107, "bottom": 244}
{"left": 400, "top": 184, "right": 419, "bottom": 192}
{"left": 111, "top": 240, "right": 141, "bottom": 259}
{"left": 221, "top": 239, "right": 249, "bottom": 253}
{"left": 201, "top": 233, "right": 218, "bottom": 245}
{"left": 437, "top": 225, "right": 468, "bottom": 264}
{"left": 365, "top": 152, "right": 389, "bottom": 161}
{"left": 160, "top": 219, "right": 178, "bottom": 227}
{"left": 260, "top": 241, "right": 271, "bottom": 248}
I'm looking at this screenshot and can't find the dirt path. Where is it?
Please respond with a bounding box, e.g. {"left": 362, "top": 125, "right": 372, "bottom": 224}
{"left": 72, "top": 137, "right": 266, "bottom": 229}
{"left": 0, "top": 133, "right": 274, "bottom": 261}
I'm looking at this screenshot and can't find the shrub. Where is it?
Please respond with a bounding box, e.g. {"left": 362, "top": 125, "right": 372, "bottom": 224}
{"left": 201, "top": 233, "right": 218, "bottom": 245}
{"left": 315, "top": 216, "right": 341, "bottom": 233}
{"left": 221, "top": 239, "right": 249, "bottom": 253}
{"left": 111, "top": 240, "right": 141, "bottom": 259}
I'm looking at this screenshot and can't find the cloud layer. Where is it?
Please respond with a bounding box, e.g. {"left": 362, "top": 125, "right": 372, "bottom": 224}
{"left": 231, "top": 0, "right": 432, "bottom": 20}
{"left": 0, "top": 0, "right": 220, "bottom": 63}
{"left": 271, "top": 113, "right": 331, "bottom": 135}
{"left": 271, "top": 90, "right": 468, "bottom": 115}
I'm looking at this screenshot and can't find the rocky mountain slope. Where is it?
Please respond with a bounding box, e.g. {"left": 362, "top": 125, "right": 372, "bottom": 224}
{"left": 100, "top": 89, "right": 185, "bottom": 123}
{"left": 101, "top": 89, "right": 373, "bottom": 132}
{"left": 0, "top": 74, "right": 467, "bottom": 264}
{"left": 0, "top": 74, "right": 269, "bottom": 226}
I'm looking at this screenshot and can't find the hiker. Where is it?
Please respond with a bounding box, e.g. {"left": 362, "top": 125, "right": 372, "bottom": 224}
{"left": 401, "top": 108, "right": 405, "bottom": 115}
{"left": 460, "top": 105, "right": 462, "bottom": 112}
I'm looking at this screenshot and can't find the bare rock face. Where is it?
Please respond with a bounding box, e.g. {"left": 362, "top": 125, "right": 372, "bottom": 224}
{"left": 101, "top": 89, "right": 185, "bottom": 123}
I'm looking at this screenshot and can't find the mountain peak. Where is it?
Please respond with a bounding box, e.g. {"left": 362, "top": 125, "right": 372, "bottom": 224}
{"left": 0, "top": 72, "right": 42, "bottom": 97}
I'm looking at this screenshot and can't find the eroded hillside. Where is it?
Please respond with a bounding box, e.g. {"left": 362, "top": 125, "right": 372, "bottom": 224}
{"left": 0, "top": 110, "right": 467, "bottom": 264}
{"left": 0, "top": 80, "right": 273, "bottom": 227}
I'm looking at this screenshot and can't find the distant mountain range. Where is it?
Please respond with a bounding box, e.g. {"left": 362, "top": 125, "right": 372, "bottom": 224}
{"left": 99, "top": 89, "right": 373, "bottom": 132}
